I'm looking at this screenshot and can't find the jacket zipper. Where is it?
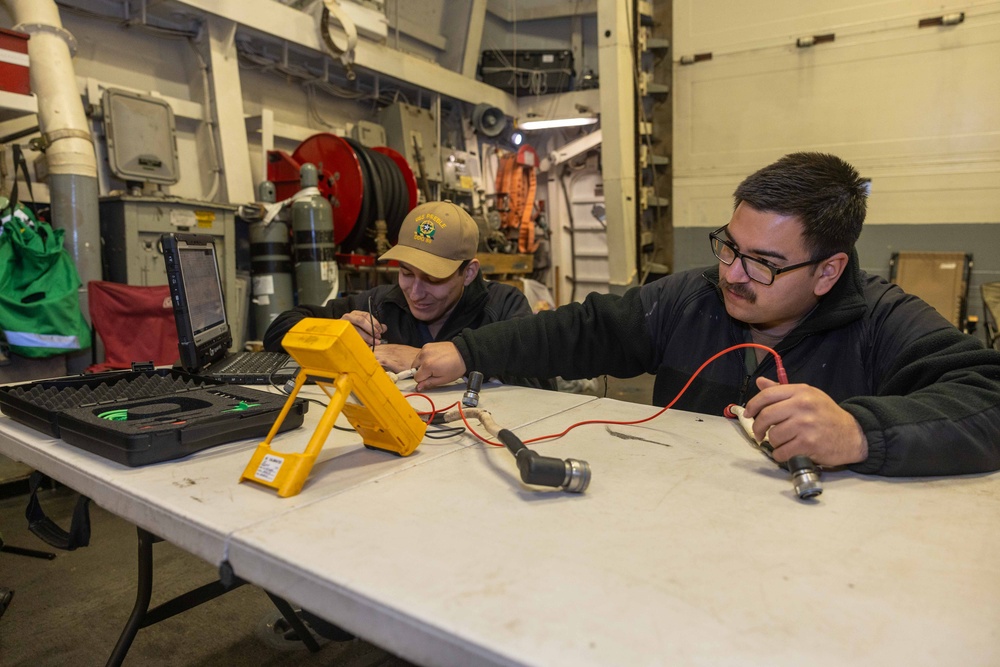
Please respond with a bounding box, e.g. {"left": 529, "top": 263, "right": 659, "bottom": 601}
{"left": 738, "top": 373, "right": 752, "bottom": 406}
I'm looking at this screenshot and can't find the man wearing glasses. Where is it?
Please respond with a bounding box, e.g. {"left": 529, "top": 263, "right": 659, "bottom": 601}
{"left": 413, "top": 152, "right": 1000, "bottom": 477}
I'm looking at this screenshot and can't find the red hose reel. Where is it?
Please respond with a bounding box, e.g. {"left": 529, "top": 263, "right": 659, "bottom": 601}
{"left": 267, "top": 133, "right": 418, "bottom": 252}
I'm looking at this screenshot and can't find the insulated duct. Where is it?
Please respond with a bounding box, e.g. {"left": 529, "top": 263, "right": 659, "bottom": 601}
{"left": 3, "top": 0, "right": 100, "bottom": 289}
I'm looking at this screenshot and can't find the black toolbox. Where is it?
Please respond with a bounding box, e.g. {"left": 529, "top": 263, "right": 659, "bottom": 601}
{"left": 0, "top": 368, "right": 306, "bottom": 467}
{"left": 479, "top": 50, "right": 575, "bottom": 95}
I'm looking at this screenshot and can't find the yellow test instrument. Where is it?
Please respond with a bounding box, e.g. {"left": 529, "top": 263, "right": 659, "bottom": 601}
{"left": 240, "top": 318, "right": 427, "bottom": 497}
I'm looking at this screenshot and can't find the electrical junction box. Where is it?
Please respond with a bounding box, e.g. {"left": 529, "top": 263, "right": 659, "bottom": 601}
{"left": 102, "top": 88, "right": 180, "bottom": 185}
{"left": 99, "top": 195, "right": 244, "bottom": 349}
{"left": 378, "top": 101, "right": 442, "bottom": 182}
{"left": 349, "top": 120, "right": 386, "bottom": 148}
{"left": 442, "top": 150, "right": 481, "bottom": 193}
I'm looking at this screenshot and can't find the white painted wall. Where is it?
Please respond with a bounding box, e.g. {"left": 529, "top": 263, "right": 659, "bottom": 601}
{"left": 672, "top": 0, "right": 1000, "bottom": 230}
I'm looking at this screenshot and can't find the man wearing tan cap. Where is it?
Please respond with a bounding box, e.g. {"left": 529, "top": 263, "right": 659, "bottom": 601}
{"left": 263, "top": 201, "right": 536, "bottom": 376}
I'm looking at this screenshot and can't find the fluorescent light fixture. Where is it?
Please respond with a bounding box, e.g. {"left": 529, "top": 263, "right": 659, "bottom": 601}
{"left": 519, "top": 117, "right": 598, "bottom": 131}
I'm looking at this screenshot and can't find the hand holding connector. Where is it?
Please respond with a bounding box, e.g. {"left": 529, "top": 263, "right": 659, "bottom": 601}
{"left": 728, "top": 404, "right": 822, "bottom": 500}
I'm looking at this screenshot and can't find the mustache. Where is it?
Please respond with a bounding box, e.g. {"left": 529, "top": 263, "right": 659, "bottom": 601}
{"left": 719, "top": 277, "right": 756, "bottom": 303}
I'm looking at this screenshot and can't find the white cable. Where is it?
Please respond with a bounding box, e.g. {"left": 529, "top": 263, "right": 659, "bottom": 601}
{"left": 437, "top": 407, "right": 502, "bottom": 438}
{"left": 728, "top": 405, "right": 758, "bottom": 443}
{"left": 384, "top": 368, "right": 415, "bottom": 384}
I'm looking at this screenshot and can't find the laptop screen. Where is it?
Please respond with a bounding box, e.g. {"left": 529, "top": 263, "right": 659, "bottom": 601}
{"left": 161, "top": 233, "right": 232, "bottom": 372}
{"left": 177, "top": 245, "right": 226, "bottom": 337}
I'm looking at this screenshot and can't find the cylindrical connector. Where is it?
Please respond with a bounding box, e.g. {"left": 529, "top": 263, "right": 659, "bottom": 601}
{"left": 562, "top": 458, "right": 591, "bottom": 493}
{"left": 514, "top": 450, "right": 591, "bottom": 493}
{"left": 787, "top": 455, "right": 822, "bottom": 499}
{"left": 498, "top": 429, "right": 591, "bottom": 493}
{"left": 462, "top": 371, "right": 484, "bottom": 407}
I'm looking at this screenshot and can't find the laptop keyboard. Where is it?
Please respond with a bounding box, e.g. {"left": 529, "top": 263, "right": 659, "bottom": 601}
{"left": 217, "top": 351, "right": 290, "bottom": 374}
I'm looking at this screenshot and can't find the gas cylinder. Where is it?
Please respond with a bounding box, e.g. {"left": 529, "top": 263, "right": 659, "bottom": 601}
{"left": 250, "top": 180, "right": 295, "bottom": 339}
{"left": 291, "top": 163, "right": 338, "bottom": 305}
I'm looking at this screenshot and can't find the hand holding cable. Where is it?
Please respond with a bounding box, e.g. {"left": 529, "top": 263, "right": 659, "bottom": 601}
{"left": 743, "top": 377, "right": 869, "bottom": 469}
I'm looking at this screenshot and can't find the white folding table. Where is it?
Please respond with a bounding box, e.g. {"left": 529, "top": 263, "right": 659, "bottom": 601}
{"left": 2, "top": 384, "right": 998, "bottom": 666}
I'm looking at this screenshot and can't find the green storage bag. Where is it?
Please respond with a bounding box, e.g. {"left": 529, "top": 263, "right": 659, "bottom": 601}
{"left": 0, "top": 202, "right": 91, "bottom": 358}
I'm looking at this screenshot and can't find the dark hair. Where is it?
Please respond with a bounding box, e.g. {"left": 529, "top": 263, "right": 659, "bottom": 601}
{"left": 733, "top": 152, "right": 868, "bottom": 258}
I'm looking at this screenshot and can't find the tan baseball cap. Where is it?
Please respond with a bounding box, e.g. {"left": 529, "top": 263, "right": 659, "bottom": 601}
{"left": 379, "top": 201, "right": 480, "bottom": 279}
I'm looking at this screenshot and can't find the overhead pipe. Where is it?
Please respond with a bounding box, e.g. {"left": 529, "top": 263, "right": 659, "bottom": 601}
{"left": 3, "top": 0, "right": 101, "bottom": 289}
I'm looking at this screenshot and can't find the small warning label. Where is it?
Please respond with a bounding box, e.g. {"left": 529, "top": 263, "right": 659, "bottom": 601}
{"left": 255, "top": 454, "right": 284, "bottom": 482}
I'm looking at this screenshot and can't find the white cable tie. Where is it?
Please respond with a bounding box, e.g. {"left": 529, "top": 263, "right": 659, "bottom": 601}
{"left": 261, "top": 201, "right": 285, "bottom": 225}
{"left": 262, "top": 186, "right": 323, "bottom": 224}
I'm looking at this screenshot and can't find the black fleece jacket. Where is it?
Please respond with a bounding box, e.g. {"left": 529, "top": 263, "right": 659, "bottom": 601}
{"left": 452, "top": 255, "right": 1000, "bottom": 477}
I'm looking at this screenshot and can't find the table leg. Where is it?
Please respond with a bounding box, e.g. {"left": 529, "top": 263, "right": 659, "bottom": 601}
{"left": 103, "top": 527, "right": 315, "bottom": 664}
{"left": 106, "top": 527, "right": 155, "bottom": 667}
{"left": 265, "top": 591, "right": 323, "bottom": 653}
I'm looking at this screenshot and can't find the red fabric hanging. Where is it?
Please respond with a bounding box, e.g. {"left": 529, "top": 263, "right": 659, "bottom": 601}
{"left": 87, "top": 281, "right": 178, "bottom": 372}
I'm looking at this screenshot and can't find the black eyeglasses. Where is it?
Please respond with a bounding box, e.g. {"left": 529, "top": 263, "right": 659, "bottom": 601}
{"left": 709, "top": 225, "right": 823, "bottom": 286}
